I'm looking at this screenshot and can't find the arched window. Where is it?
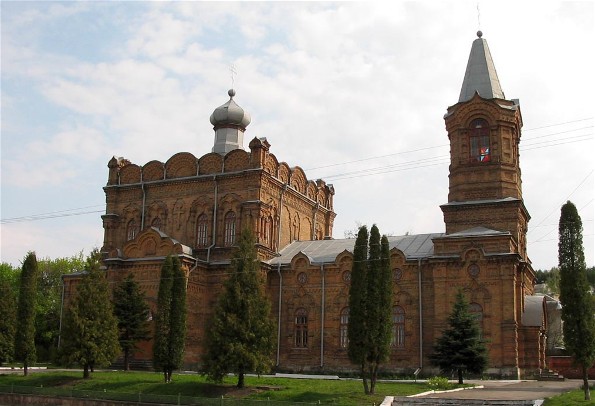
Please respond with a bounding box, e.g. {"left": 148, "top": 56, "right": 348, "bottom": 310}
{"left": 151, "top": 217, "right": 162, "bottom": 230}
{"left": 196, "top": 214, "right": 208, "bottom": 248}
{"left": 224, "top": 211, "right": 236, "bottom": 246}
{"left": 470, "top": 302, "right": 483, "bottom": 337}
{"left": 126, "top": 219, "right": 138, "bottom": 241}
{"left": 263, "top": 217, "right": 272, "bottom": 246}
{"left": 392, "top": 306, "right": 405, "bottom": 348}
{"left": 294, "top": 308, "right": 308, "bottom": 348}
{"left": 469, "top": 118, "right": 490, "bottom": 162}
{"left": 340, "top": 307, "right": 349, "bottom": 348}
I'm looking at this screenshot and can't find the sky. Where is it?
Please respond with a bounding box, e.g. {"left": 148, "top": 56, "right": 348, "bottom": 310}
{"left": 1, "top": 1, "right": 593, "bottom": 271}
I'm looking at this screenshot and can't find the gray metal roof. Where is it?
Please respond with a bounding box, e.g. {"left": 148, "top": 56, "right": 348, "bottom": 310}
{"left": 442, "top": 226, "right": 510, "bottom": 238}
{"left": 442, "top": 197, "right": 520, "bottom": 207}
{"left": 210, "top": 89, "right": 251, "bottom": 128}
{"left": 458, "top": 33, "right": 505, "bottom": 102}
{"left": 268, "top": 233, "right": 444, "bottom": 266}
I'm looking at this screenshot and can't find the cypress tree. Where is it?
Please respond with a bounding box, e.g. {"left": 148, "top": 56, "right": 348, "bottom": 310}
{"left": 366, "top": 233, "right": 393, "bottom": 393}
{"left": 203, "top": 228, "right": 275, "bottom": 388}
{"left": 430, "top": 289, "right": 488, "bottom": 384}
{"left": 113, "top": 273, "right": 151, "bottom": 371}
{"left": 347, "top": 225, "right": 393, "bottom": 395}
{"left": 348, "top": 225, "right": 370, "bottom": 392}
{"left": 59, "top": 251, "right": 120, "bottom": 378}
{"left": 14, "top": 252, "right": 39, "bottom": 376}
{"left": 558, "top": 201, "right": 595, "bottom": 401}
{"left": 167, "top": 256, "right": 187, "bottom": 382}
{"left": 153, "top": 255, "right": 174, "bottom": 382}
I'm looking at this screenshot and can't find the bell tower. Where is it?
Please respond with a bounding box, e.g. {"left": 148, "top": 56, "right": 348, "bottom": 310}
{"left": 441, "top": 31, "right": 530, "bottom": 260}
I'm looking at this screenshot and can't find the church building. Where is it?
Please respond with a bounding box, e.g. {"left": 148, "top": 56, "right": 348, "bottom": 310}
{"left": 63, "top": 32, "right": 548, "bottom": 378}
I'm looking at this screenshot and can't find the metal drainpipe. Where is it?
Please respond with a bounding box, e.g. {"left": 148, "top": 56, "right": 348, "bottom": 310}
{"left": 276, "top": 261, "right": 282, "bottom": 366}
{"left": 277, "top": 184, "right": 288, "bottom": 251}
{"left": 312, "top": 203, "right": 319, "bottom": 240}
{"left": 141, "top": 181, "right": 146, "bottom": 230}
{"left": 273, "top": 184, "right": 289, "bottom": 367}
{"left": 206, "top": 175, "right": 218, "bottom": 263}
{"left": 320, "top": 263, "right": 325, "bottom": 368}
{"left": 418, "top": 257, "right": 423, "bottom": 370}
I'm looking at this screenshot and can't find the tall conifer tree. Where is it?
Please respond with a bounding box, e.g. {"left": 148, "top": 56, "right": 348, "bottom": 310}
{"left": 348, "top": 226, "right": 369, "bottom": 392}
{"left": 348, "top": 225, "right": 393, "bottom": 395}
{"left": 153, "top": 256, "right": 187, "bottom": 382}
{"left": 365, "top": 226, "right": 393, "bottom": 394}
{"left": 203, "top": 228, "right": 275, "bottom": 388}
{"left": 60, "top": 251, "right": 120, "bottom": 378}
{"left": 430, "top": 289, "right": 488, "bottom": 384}
{"left": 558, "top": 201, "right": 595, "bottom": 401}
{"left": 168, "top": 256, "right": 187, "bottom": 380}
{"left": 113, "top": 274, "right": 151, "bottom": 371}
{"left": 14, "top": 252, "right": 39, "bottom": 376}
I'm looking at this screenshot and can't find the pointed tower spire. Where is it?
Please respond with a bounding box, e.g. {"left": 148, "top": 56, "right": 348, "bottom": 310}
{"left": 458, "top": 31, "right": 505, "bottom": 102}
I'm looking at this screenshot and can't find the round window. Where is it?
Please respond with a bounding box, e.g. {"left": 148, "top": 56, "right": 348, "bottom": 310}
{"left": 297, "top": 272, "right": 308, "bottom": 284}
{"left": 468, "top": 264, "right": 480, "bottom": 277}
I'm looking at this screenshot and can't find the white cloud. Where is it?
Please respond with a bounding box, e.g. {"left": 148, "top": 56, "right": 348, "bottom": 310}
{"left": 3, "top": 126, "right": 109, "bottom": 188}
{"left": 0, "top": 1, "right": 593, "bottom": 270}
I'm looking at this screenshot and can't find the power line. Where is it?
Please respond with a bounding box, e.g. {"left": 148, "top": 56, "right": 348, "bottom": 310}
{"left": 2, "top": 120, "right": 591, "bottom": 223}
{"left": 523, "top": 117, "right": 593, "bottom": 132}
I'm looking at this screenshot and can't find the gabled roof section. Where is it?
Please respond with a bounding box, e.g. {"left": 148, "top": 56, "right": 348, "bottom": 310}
{"left": 268, "top": 233, "right": 444, "bottom": 266}
{"left": 458, "top": 32, "right": 505, "bottom": 103}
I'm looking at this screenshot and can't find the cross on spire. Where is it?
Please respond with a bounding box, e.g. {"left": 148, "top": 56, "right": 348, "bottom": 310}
{"left": 230, "top": 64, "right": 237, "bottom": 89}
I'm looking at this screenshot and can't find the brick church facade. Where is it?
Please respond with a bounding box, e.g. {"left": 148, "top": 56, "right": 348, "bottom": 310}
{"left": 64, "top": 32, "right": 549, "bottom": 378}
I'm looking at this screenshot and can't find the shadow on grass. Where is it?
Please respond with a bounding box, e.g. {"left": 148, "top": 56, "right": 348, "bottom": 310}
{"left": 0, "top": 373, "right": 81, "bottom": 388}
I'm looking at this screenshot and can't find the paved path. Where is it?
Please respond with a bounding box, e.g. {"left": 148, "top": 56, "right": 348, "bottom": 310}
{"left": 416, "top": 379, "right": 583, "bottom": 401}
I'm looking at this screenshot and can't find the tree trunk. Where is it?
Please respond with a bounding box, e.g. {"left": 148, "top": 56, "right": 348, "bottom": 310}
{"left": 237, "top": 372, "right": 245, "bottom": 388}
{"left": 369, "top": 364, "right": 378, "bottom": 395}
{"left": 583, "top": 365, "right": 591, "bottom": 401}
{"left": 360, "top": 362, "right": 369, "bottom": 394}
{"left": 167, "top": 369, "right": 173, "bottom": 383}
{"left": 163, "top": 370, "right": 168, "bottom": 383}
{"left": 23, "top": 360, "right": 28, "bottom": 377}
{"left": 458, "top": 368, "right": 464, "bottom": 385}
{"left": 83, "top": 364, "right": 90, "bottom": 379}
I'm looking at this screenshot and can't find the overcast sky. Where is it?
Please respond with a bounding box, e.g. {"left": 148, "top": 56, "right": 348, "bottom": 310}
{"left": 1, "top": 1, "right": 593, "bottom": 271}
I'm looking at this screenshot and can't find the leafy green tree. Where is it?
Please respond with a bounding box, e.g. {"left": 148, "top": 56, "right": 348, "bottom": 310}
{"left": 35, "top": 253, "right": 85, "bottom": 362}
{"left": 348, "top": 225, "right": 393, "bottom": 395}
{"left": 0, "top": 281, "right": 16, "bottom": 366}
{"left": 59, "top": 251, "right": 120, "bottom": 378}
{"left": 558, "top": 201, "right": 595, "bottom": 401}
{"left": 0, "top": 262, "right": 19, "bottom": 289}
{"left": 534, "top": 267, "right": 560, "bottom": 295}
{"left": 153, "top": 255, "right": 187, "bottom": 383}
{"left": 113, "top": 274, "right": 151, "bottom": 371}
{"left": 14, "top": 252, "right": 39, "bottom": 376}
{"left": 430, "top": 289, "right": 488, "bottom": 384}
{"left": 586, "top": 267, "right": 595, "bottom": 289}
{"left": 203, "top": 228, "right": 275, "bottom": 388}
{"left": 0, "top": 263, "right": 19, "bottom": 365}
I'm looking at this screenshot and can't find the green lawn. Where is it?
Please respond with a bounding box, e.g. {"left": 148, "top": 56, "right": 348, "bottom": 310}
{"left": 0, "top": 370, "right": 429, "bottom": 406}
{"left": 543, "top": 386, "right": 595, "bottom": 406}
